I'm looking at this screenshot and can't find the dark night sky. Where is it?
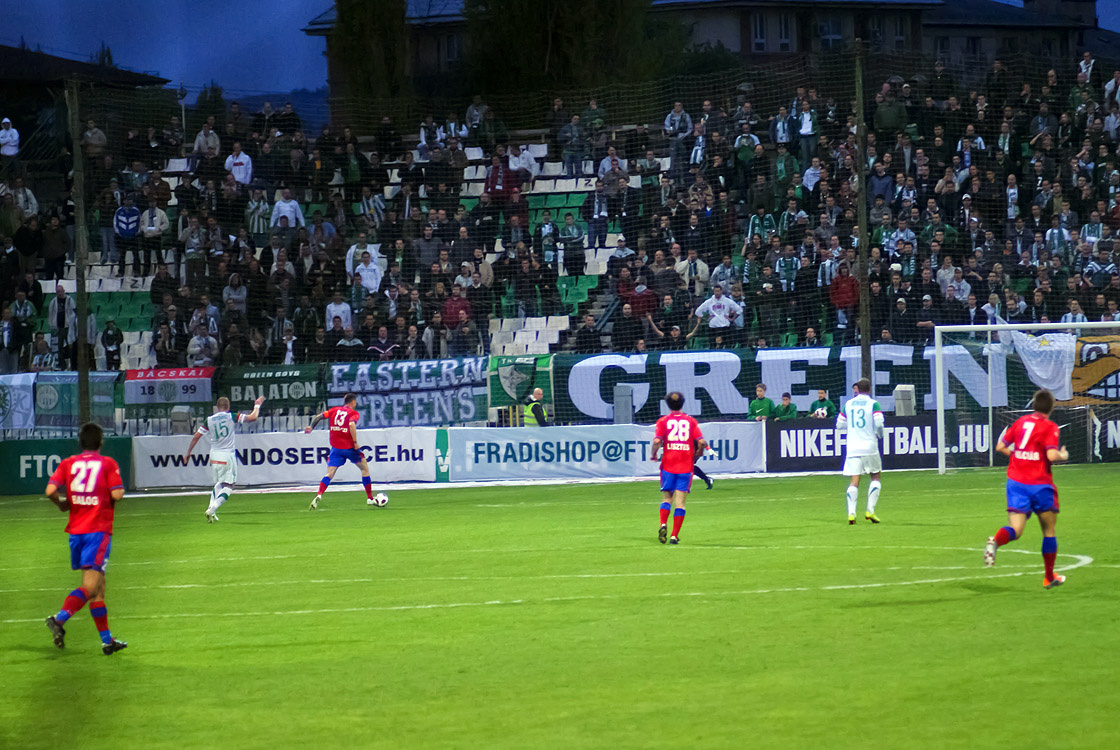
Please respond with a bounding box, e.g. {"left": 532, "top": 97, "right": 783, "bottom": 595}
{"left": 1, "top": 1, "right": 1117, "bottom": 97}
{"left": 0, "top": 0, "right": 329, "bottom": 96}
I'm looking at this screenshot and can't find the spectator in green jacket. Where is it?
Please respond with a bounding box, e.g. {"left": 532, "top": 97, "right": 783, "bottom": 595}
{"left": 808, "top": 388, "right": 837, "bottom": 419}
{"left": 774, "top": 392, "right": 798, "bottom": 421}
{"left": 748, "top": 383, "right": 775, "bottom": 421}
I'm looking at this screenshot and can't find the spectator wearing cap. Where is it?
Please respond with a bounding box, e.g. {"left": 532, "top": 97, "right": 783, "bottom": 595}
{"left": 957, "top": 194, "right": 977, "bottom": 230}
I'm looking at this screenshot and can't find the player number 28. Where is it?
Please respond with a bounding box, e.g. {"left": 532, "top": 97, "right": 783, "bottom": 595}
{"left": 666, "top": 419, "right": 690, "bottom": 442}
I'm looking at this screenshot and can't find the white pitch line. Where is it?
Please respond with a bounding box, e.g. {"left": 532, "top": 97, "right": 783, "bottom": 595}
{"left": 0, "top": 570, "right": 742, "bottom": 594}
{"left": 0, "top": 550, "right": 1093, "bottom": 625}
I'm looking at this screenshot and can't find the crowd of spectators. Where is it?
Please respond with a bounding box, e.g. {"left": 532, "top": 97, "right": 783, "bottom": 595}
{"left": 3, "top": 53, "right": 1120, "bottom": 374}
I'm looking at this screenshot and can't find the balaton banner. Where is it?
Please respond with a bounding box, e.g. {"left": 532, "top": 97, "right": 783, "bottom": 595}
{"left": 446, "top": 422, "right": 765, "bottom": 482}
{"left": 133, "top": 428, "right": 436, "bottom": 488}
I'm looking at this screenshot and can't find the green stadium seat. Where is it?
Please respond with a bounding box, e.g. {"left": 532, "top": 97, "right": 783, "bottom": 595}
{"left": 546, "top": 194, "right": 567, "bottom": 209}
{"left": 821, "top": 332, "right": 834, "bottom": 347}
{"left": 528, "top": 195, "right": 546, "bottom": 209}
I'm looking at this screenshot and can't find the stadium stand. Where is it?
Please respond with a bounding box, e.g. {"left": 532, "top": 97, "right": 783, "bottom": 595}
{"left": 3, "top": 49, "right": 1120, "bottom": 378}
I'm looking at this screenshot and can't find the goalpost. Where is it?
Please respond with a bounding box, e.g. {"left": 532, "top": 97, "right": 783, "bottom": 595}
{"left": 933, "top": 320, "right": 1120, "bottom": 475}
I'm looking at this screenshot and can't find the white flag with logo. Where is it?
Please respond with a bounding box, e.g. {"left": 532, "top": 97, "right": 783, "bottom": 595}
{"left": 1008, "top": 330, "right": 1075, "bottom": 401}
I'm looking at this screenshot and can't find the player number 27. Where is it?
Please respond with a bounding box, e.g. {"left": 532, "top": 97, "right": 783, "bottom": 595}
{"left": 667, "top": 419, "right": 690, "bottom": 442}
{"left": 69, "top": 460, "right": 103, "bottom": 493}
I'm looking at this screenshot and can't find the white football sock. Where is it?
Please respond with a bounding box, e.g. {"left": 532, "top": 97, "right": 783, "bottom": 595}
{"left": 867, "top": 480, "right": 881, "bottom": 514}
{"left": 846, "top": 486, "right": 858, "bottom": 516}
{"left": 213, "top": 484, "right": 231, "bottom": 510}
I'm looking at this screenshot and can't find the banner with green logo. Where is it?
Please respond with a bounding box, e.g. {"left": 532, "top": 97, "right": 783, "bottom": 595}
{"left": 0, "top": 373, "right": 36, "bottom": 429}
{"left": 216, "top": 364, "right": 325, "bottom": 411}
{"left": 35, "top": 372, "right": 121, "bottom": 429}
{"left": 0, "top": 436, "right": 133, "bottom": 495}
{"left": 487, "top": 354, "right": 552, "bottom": 407}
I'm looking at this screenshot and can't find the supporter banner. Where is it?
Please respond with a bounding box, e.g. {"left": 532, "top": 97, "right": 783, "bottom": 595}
{"left": 1, "top": 436, "right": 133, "bottom": 495}
{"left": 551, "top": 346, "right": 1040, "bottom": 423}
{"left": 217, "top": 365, "right": 325, "bottom": 411}
{"left": 132, "top": 428, "right": 436, "bottom": 488}
{"left": 35, "top": 372, "right": 120, "bottom": 429}
{"left": 487, "top": 354, "right": 552, "bottom": 408}
{"left": 0, "top": 373, "right": 36, "bottom": 430}
{"left": 124, "top": 367, "right": 214, "bottom": 411}
{"left": 447, "top": 422, "right": 765, "bottom": 482}
{"left": 765, "top": 414, "right": 996, "bottom": 472}
{"left": 1091, "top": 405, "right": 1120, "bottom": 463}
{"left": 327, "top": 358, "right": 488, "bottom": 427}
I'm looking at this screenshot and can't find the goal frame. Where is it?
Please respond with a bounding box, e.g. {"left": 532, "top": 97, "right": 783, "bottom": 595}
{"left": 933, "top": 321, "right": 1120, "bottom": 474}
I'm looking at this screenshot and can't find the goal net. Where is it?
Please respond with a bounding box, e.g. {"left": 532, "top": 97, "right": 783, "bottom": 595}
{"left": 933, "top": 321, "right": 1120, "bottom": 474}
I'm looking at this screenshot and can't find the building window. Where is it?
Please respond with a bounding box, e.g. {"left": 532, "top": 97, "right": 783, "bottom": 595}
{"left": 752, "top": 13, "right": 766, "bottom": 52}
{"left": 778, "top": 14, "right": 792, "bottom": 52}
{"left": 935, "top": 37, "right": 950, "bottom": 59}
{"left": 893, "top": 17, "right": 907, "bottom": 51}
{"left": 818, "top": 15, "right": 843, "bottom": 50}
{"left": 965, "top": 37, "right": 981, "bottom": 57}
{"left": 445, "top": 34, "right": 461, "bottom": 64}
{"left": 1041, "top": 38, "right": 1054, "bottom": 57}
{"left": 868, "top": 17, "right": 882, "bottom": 51}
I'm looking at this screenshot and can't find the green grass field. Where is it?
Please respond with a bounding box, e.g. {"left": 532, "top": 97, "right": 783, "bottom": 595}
{"left": 2, "top": 466, "right": 1119, "bottom": 750}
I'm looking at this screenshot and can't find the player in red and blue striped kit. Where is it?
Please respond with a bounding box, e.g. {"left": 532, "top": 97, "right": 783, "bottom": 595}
{"left": 304, "top": 392, "right": 375, "bottom": 509}
{"left": 984, "top": 389, "right": 1070, "bottom": 589}
{"left": 44, "top": 423, "right": 129, "bottom": 655}
{"left": 651, "top": 391, "right": 708, "bottom": 545}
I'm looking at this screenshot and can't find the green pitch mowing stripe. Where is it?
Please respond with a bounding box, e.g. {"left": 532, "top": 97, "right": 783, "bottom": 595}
{"left": 1, "top": 466, "right": 1118, "bottom": 750}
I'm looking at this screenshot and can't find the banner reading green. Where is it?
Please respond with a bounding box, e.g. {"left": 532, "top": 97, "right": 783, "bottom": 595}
{"left": 487, "top": 354, "right": 552, "bottom": 408}
{"left": 216, "top": 364, "right": 325, "bottom": 411}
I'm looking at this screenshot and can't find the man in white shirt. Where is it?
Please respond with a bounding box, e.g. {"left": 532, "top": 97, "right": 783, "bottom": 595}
{"left": 224, "top": 141, "right": 253, "bottom": 185}
{"left": 0, "top": 117, "right": 19, "bottom": 176}
{"left": 687, "top": 285, "right": 742, "bottom": 339}
{"left": 354, "top": 251, "right": 383, "bottom": 293}
{"left": 270, "top": 188, "right": 306, "bottom": 228}
{"left": 193, "top": 123, "right": 220, "bottom": 156}
{"left": 345, "top": 231, "right": 383, "bottom": 276}
{"left": 9, "top": 176, "right": 36, "bottom": 215}
{"left": 325, "top": 291, "right": 352, "bottom": 330}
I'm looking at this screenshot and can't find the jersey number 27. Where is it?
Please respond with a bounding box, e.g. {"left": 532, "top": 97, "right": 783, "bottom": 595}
{"left": 70, "top": 460, "right": 103, "bottom": 493}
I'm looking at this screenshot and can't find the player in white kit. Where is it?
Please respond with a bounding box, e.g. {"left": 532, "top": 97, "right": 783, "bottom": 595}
{"left": 184, "top": 395, "right": 264, "bottom": 522}
{"left": 836, "top": 378, "right": 884, "bottom": 525}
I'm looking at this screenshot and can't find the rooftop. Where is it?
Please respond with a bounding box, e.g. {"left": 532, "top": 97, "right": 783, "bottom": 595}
{"left": 924, "top": 0, "right": 1088, "bottom": 28}
{"left": 0, "top": 44, "right": 168, "bottom": 87}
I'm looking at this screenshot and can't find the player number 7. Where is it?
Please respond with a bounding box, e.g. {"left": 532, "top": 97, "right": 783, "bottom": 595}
{"left": 1018, "top": 421, "right": 1034, "bottom": 451}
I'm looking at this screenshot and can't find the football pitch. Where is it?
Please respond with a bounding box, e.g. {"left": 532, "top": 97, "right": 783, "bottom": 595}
{"left": 2, "top": 466, "right": 1118, "bottom": 750}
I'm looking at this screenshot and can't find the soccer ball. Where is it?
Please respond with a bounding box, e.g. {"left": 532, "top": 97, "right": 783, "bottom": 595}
{"left": 369, "top": 492, "right": 389, "bottom": 507}
{"left": 813, "top": 407, "right": 829, "bottom": 418}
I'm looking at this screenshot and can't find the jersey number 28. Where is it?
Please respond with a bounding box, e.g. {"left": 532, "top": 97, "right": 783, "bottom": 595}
{"left": 667, "top": 419, "right": 691, "bottom": 442}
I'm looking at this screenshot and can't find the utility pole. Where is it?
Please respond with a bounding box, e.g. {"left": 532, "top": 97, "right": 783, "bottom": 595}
{"left": 65, "top": 80, "right": 91, "bottom": 425}
{"left": 854, "top": 40, "right": 872, "bottom": 381}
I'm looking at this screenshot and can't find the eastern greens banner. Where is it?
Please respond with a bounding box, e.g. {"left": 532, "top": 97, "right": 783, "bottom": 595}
{"left": 217, "top": 364, "right": 325, "bottom": 411}
{"left": 487, "top": 354, "right": 552, "bottom": 408}
{"left": 327, "top": 357, "right": 488, "bottom": 427}
{"left": 35, "top": 371, "right": 120, "bottom": 429}
{"left": 551, "top": 346, "right": 1047, "bottom": 424}
{"left": 0, "top": 373, "right": 36, "bottom": 430}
